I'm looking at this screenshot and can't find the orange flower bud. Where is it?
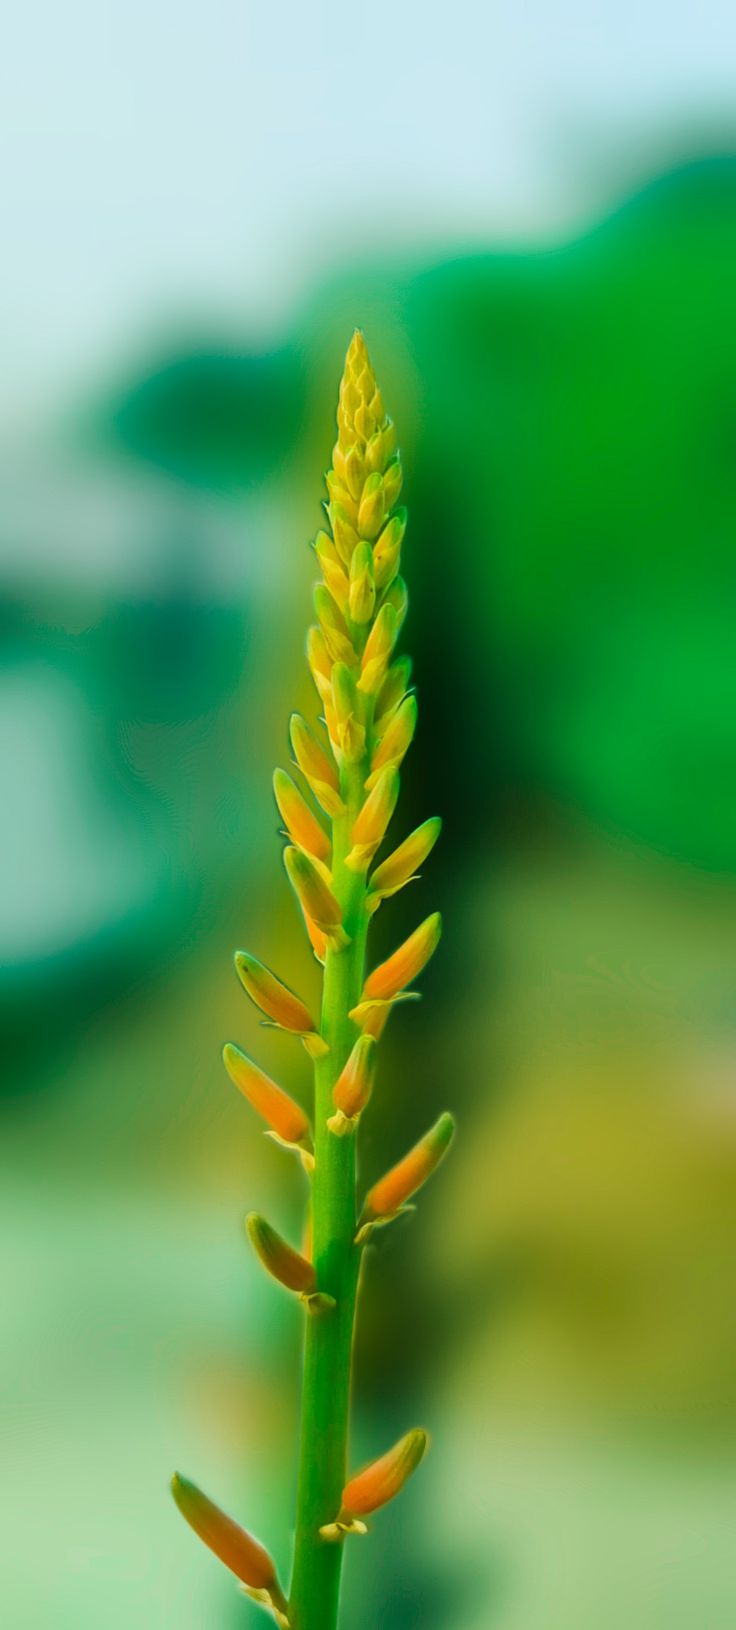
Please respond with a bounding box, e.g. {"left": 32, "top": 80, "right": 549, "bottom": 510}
{"left": 346, "top": 767, "right": 400, "bottom": 871}
{"left": 246, "top": 1213, "right": 317, "bottom": 1296}
{"left": 363, "top": 1113, "right": 455, "bottom": 1222}
{"left": 170, "top": 1473, "right": 286, "bottom": 1610}
{"left": 362, "top": 911, "right": 442, "bottom": 1002}
{"left": 222, "top": 1043, "right": 310, "bottom": 1148}
{"left": 358, "top": 604, "right": 397, "bottom": 694}
{"left": 365, "top": 694, "right": 417, "bottom": 790}
{"left": 303, "top": 909, "right": 328, "bottom": 965}
{"left": 328, "top": 1035, "right": 376, "bottom": 1132}
{"left": 342, "top": 1428, "right": 428, "bottom": 1516}
{"left": 289, "top": 714, "right": 344, "bottom": 819}
{"left": 272, "top": 768, "right": 330, "bottom": 863}
{"left": 284, "top": 846, "right": 348, "bottom": 949}
{"left": 367, "top": 817, "right": 442, "bottom": 910}
{"left": 233, "top": 949, "right": 327, "bottom": 1060}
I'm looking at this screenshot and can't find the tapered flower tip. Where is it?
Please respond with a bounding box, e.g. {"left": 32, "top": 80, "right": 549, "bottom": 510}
{"left": 222, "top": 1043, "right": 310, "bottom": 1147}
{"left": 284, "top": 845, "right": 347, "bottom": 945}
{"left": 234, "top": 951, "right": 315, "bottom": 1038}
{"left": 362, "top": 911, "right": 442, "bottom": 1003}
{"left": 170, "top": 1473, "right": 279, "bottom": 1592}
{"left": 363, "top": 1112, "right": 455, "bottom": 1221}
{"left": 368, "top": 817, "right": 442, "bottom": 908}
{"left": 272, "top": 768, "right": 330, "bottom": 863}
{"left": 246, "top": 1213, "right": 317, "bottom": 1296}
{"left": 341, "top": 1429, "right": 429, "bottom": 1517}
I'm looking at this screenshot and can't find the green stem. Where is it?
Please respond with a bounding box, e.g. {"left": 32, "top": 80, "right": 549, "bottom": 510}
{"left": 288, "top": 753, "right": 369, "bottom": 1630}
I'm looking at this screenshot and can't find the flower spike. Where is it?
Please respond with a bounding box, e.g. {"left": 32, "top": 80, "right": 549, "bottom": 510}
{"left": 234, "top": 950, "right": 328, "bottom": 1060}
{"left": 320, "top": 1429, "right": 429, "bottom": 1539}
{"left": 170, "top": 1474, "right": 289, "bottom": 1624}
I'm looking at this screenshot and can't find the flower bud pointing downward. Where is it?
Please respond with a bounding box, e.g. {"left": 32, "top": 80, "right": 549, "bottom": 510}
{"left": 319, "top": 1429, "right": 428, "bottom": 1540}
{"left": 234, "top": 950, "right": 328, "bottom": 1060}
{"left": 346, "top": 767, "right": 400, "bottom": 871}
{"left": 170, "top": 1473, "right": 289, "bottom": 1623}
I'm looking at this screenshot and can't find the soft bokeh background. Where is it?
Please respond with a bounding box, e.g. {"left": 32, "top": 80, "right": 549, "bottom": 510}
{"left": 3, "top": 4, "right": 736, "bottom": 1626}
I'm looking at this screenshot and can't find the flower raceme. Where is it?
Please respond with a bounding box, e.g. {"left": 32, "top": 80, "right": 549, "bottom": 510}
{"left": 171, "top": 331, "right": 454, "bottom": 1630}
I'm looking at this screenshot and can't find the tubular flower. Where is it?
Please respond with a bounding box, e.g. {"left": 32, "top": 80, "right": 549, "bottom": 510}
{"left": 222, "top": 1043, "right": 310, "bottom": 1151}
{"left": 361, "top": 1113, "right": 455, "bottom": 1231}
{"left": 170, "top": 1474, "right": 288, "bottom": 1623}
{"left": 350, "top": 911, "right": 442, "bottom": 1030}
{"left": 332, "top": 662, "right": 366, "bottom": 763}
{"left": 358, "top": 603, "right": 397, "bottom": 694}
{"left": 367, "top": 817, "right": 442, "bottom": 913}
{"left": 327, "top": 1035, "right": 376, "bottom": 1134}
{"left": 273, "top": 768, "right": 331, "bottom": 864}
{"left": 374, "top": 654, "right": 412, "bottom": 731}
{"left": 234, "top": 950, "right": 327, "bottom": 1060}
{"left": 246, "top": 1214, "right": 335, "bottom": 1313}
{"left": 365, "top": 694, "right": 417, "bottom": 790}
{"left": 320, "top": 1430, "right": 428, "bottom": 1539}
{"left": 345, "top": 766, "right": 400, "bottom": 872}
{"left": 284, "top": 845, "right": 348, "bottom": 950}
{"left": 289, "top": 713, "right": 345, "bottom": 819}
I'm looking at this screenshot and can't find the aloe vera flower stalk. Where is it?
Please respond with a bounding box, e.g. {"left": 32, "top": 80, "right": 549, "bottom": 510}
{"left": 171, "top": 331, "right": 454, "bottom": 1630}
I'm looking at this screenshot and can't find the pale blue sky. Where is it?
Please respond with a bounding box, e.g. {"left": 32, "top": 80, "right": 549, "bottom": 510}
{"left": 2, "top": 0, "right": 734, "bottom": 416}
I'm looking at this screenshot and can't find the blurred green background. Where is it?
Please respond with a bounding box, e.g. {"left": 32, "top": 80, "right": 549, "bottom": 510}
{"left": 3, "top": 4, "right": 736, "bottom": 1625}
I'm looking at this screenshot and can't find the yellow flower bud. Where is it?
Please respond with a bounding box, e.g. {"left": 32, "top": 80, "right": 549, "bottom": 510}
{"left": 171, "top": 1474, "right": 286, "bottom": 1614}
{"left": 314, "top": 584, "right": 356, "bottom": 666}
{"left": 363, "top": 1113, "right": 455, "bottom": 1222}
{"left": 364, "top": 428, "right": 385, "bottom": 474}
{"left": 367, "top": 816, "right": 442, "bottom": 911}
{"left": 289, "top": 713, "right": 344, "bottom": 819}
{"left": 381, "top": 458, "right": 403, "bottom": 511}
{"left": 234, "top": 948, "right": 328, "bottom": 1060}
{"left": 344, "top": 444, "right": 365, "bottom": 501}
{"left": 306, "top": 625, "right": 332, "bottom": 699}
{"left": 357, "top": 471, "right": 385, "bottom": 539}
{"left": 382, "top": 573, "right": 408, "bottom": 632}
{"left": 328, "top": 1034, "right": 376, "bottom": 1132}
{"left": 222, "top": 1043, "right": 310, "bottom": 1148}
{"left": 358, "top": 604, "right": 397, "bottom": 694}
{"left": 284, "top": 846, "right": 348, "bottom": 948}
{"left": 330, "top": 503, "right": 359, "bottom": 567}
{"left": 365, "top": 694, "right": 417, "bottom": 790}
{"left": 346, "top": 767, "right": 400, "bottom": 871}
{"left": 374, "top": 655, "right": 412, "bottom": 731}
{"left": 331, "top": 663, "right": 366, "bottom": 763}
{"left": 349, "top": 540, "right": 376, "bottom": 624}
{"left": 315, "top": 530, "right": 349, "bottom": 610}
{"left": 272, "top": 768, "right": 330, "bottom": 862}
{"left": 372, "top": 508, "right": 406, "bottom": 589}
